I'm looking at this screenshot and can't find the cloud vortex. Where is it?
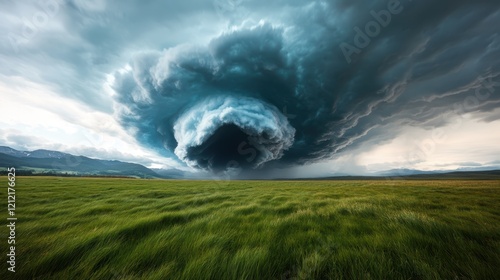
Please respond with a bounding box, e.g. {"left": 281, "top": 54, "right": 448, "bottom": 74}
{"left": 112, "top": 1, "right": 500, "bottom": 173}
{"left": 173, "top": 95, "right": 295, "bottom": 171}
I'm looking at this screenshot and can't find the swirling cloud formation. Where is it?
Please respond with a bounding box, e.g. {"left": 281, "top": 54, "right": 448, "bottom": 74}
{"left": 112, "top": 0, "right": 500, "bottom": 173}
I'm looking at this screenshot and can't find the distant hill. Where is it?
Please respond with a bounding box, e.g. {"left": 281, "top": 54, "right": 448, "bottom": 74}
{"left": 0, "top": 146, "right": 31, "bottom": 158}
{"left": 151, "top": 168, "right": 187, "bottom": 179}
{"left": 394, "top": 170, "right": 500, "bottom": 180}
{"left": 376, "top": 168, "right": 443, "bottom": 176}
{"left": 0, "top": 146, "right": 163, "bottom": 178}
{"left": 292, "top": 170, "right": 500, "bottom": 180}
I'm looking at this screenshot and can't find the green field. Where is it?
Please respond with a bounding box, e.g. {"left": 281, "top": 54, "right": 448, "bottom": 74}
{"left": 1, "top": 177, "right": 499, "bottom": 279}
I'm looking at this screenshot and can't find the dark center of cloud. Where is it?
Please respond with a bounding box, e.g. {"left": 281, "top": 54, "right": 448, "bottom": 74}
{"left": 186, "top": 124, "right": 258, "bottom": 171}
{"left": 172, "top": 95, "right": 295, "bottom": 172}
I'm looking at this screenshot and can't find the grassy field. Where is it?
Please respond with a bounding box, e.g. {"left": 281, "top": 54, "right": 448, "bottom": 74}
{"left": 1, "top": 177, "right": 499, "bottom": 279}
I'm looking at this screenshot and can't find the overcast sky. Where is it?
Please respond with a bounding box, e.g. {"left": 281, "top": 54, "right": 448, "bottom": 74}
{"left": 1, "top": 0, "right": 499, "bottom": 177}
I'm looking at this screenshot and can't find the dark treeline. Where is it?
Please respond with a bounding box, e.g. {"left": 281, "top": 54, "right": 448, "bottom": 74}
{"left": 0, "top": 169, "right": 139, "bottom": 178}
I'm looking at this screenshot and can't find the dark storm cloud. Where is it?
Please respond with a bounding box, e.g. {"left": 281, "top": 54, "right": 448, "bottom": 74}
{"left": 113, "top": 24, "right": 297, "bottom": 171}
{"left": 112, "top": 0, "right": 500, "bottom": 172}
{"left": 3, "top": 0, "right": 498, "bottom": 173}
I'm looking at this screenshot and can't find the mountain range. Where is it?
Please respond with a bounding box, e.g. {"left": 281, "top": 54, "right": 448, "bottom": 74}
{"left": 0, "top": 146, "right": 163, "bottom": 178}
{"left": 0, "top": 146, "right": 499, "bottom": 180}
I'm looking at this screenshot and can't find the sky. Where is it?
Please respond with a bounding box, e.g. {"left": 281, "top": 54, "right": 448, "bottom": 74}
{"left": 1, "top": 0, "right": 499, "bottom": 178}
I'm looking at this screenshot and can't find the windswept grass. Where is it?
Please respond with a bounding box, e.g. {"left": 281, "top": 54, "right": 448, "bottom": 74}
{"left": 1, "top": 177, "right": 499, "bottom": 279}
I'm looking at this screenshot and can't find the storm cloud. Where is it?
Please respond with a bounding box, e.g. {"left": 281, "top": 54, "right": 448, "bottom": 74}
{"left": 111, "top": 0, "right": 500, "bottom": 173}
{"left": 1, "top": 0, "right": 498, "bottom": 175}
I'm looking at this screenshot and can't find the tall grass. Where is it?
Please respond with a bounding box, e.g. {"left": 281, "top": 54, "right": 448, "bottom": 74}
{"left": 0, "top": 177, "right": 499, "bottom": 279}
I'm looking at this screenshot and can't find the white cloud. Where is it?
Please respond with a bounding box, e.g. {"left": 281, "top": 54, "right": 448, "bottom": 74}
{"left": 357, "top": 114, "right": 500, "bottom": 172}
{"left": 0, "top": 76, "right": 184, "bottom": 170}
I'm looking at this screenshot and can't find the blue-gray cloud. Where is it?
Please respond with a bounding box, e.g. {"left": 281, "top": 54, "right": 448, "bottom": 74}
{"left": 2, "top": 0, "right": 499, "bottom": 174}
{"left": 111, "top": 0, "right": 500, "bottom": 173}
